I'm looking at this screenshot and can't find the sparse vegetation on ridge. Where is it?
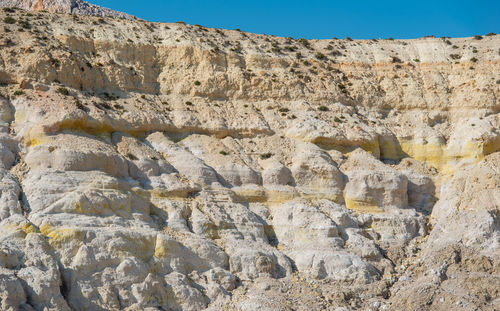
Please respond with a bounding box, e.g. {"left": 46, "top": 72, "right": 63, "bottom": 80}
{"left": 0, "top": 5, "right": 498, "bottom": 311}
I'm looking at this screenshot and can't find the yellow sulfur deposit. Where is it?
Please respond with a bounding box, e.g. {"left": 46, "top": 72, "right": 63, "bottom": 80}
{"left": 345, "top": 198, "right": 385, "bottom": 214}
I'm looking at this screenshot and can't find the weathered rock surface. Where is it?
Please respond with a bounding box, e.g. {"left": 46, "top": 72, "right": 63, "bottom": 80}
{"left": 0, "top": 6, "right": 498, "bottom": 311}
{"left": 0, "top": 0, "right": 134, "bottom": 18}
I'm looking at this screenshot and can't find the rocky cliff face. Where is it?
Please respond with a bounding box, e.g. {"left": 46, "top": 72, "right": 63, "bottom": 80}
{"left": 0, "top": 0, "right": 134, "bottom": 18}
{"left": 0, "top": 6, "right": 499, "bottom": 311}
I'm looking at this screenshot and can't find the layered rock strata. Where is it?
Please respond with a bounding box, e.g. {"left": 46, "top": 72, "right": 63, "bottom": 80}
{"left": 0, "top": 7, "right": 499, "bottom": 311}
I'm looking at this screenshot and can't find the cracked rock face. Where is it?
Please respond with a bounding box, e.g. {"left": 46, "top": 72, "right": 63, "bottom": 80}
{"left": 0, "top": 6, "right": 499, "bottom": 311}
{"left": 0, "top": 0, "right": 135, "bottom": 18}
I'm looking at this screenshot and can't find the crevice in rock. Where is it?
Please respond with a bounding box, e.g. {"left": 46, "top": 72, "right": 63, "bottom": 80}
{"left": 59, "top": 269, "right": 71, "bottom": 302}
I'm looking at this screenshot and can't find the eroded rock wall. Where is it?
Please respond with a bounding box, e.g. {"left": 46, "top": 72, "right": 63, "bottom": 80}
{"left": 0, "top": 7, "right": 499, "bottom": 311}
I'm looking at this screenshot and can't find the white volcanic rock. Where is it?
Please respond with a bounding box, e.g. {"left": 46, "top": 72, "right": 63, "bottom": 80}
{"left": 272, "top": 200, "right": 379, "bottom": 282}
{"left": 0, "top": 142, "right": 15, "bottom": 169}
{"left": 341, "top": 149, "right": 428, "bottom": 245}
{"left": 0, "top": 98, "right": 16, "bottom": 168}
{"left": 0, "top": 6, "right": 498, "bottom": 311}
{"left": 0, "top": 97, "right": 12, "bottom": 123}
{"left": 0, "top": 269, "right": 27, "bottom": 311}
{"left": 427, "top": 152, "right": 500, "bottom": 255}
{"left": 25, "top": 133, "right": 129, "bottom": 177}
{"left": 0, "top": 216, "right": 71, "bottom": 311}
{"left": 261, "top": 159, "right": 293, "bottom": 186}
{"left": 291, "top": 142, "right": 345, "bottom": 200}
{"left": 0, "top": 170, "right": 22, "bottom": 220}
{"left": 181, "top": 135, "right": 262, "bottom": 187}
{"left": 146, "top": 132, "right": 222, "bottom": 186}
{"left": 0, "top": 0, "right": 135, "bottom": 18}
{"left": 402, "top": 168, "right": 436, "bottom": 211}
{"left": 0, "top": 97, "right": 13, "bottom": 135}
{"left": 22, "top": 169, "right": 150, "bottom": 218}
{"left": 341, "top": 149, "right": 408, "bottom": 212}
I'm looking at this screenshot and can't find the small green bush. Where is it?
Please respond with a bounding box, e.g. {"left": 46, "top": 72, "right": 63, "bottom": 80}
{"left": 101, "top": 102, "right": 112, "bottom": 110}
{"left": 50, "top": 58, "right": 60, "bottom": 68}
{"left": 391, "top": 56, "right": 402, "bottom": 63}
{"left": 315, "top": 52, "right": 326, "bottom": 60}
{"left": 194, "top": 80, "right": 201, "bottom": 86}
{"left": 470, "top": 57, "right": 478, "bottom": 62}
{"left": 413, "top": 59, "right": 420, "bottom": 62}
{"left": 56, "top": 87, "right": 69, "bottom": 96}
{"left": 3, "top": 17, "right": 16, "bottom": 24}
{"left": 13, "top": 90, "right": 24, "bottom": 96}
{"left": 260, "top": 153, "right": 273, "bottom": 160}
{"left": 18, "top": 20, "right": 30, "bottom": 29}
{"left": 473, "top": 35, "right": 483, "bottom": 40}
{"left": 185, "top": 101, "right": 193, "bottom": 106}
{"left": 126, "top": 153, "right": 138, "bottom": 160}
{"left": 278, "top": 108, "right": 289, "bottom": 113}
{"left": 219, "top": 151, "right": 228, "bottom": 156}
{"left": 298, "top": 38, "right": 309, "bottom": 47}
{"left": 318, "top": 105, "right": 328, "bottom": 111}
{"left": 74, "top": 100, "right": 86, "bottom": 111}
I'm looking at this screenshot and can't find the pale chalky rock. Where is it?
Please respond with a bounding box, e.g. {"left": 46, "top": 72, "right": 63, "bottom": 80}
{"left": 0, "top": 97, "right": 13, "bottom": 134}
{"left": 181, "top": 135, "right": 262, "bottom": 187}
{"left": 291, "top": 142, "right": 345, "bottom": 200}
{"left": 0, "top": 270, "right": 27, "bottom": 311}
{"left": 341, "top": 149, "right": 408, "bottom": 213}
{"left": 0, "top": 218, "right": 71, "bottom": 311}
{"left": 146, "top": 132, "right": 222, "bottom": 185}
{"left": 22, "top": 169, "right": 150, "bottom": 218}
{"left": 25, "top": 134, "right": 129, "bottom": 177}
{"left": 0, "top": 170, "right": 22, "bottom": 221}
{"left": 261, "top": 159, "right": 293, "bottom": 186}
{"left": 112, "top": 132, "right": 174, "bottom": 179}
{"left": 402, "top": 169, "right": 436, "bottom": 211}
{"left": 0, "top": 7, "right": 498, "bottom": 310}
{"left": 427, "top": 152, "right": 500, "bottom": 255}
{"left": 0, "top": 142, "right": 15, "bottom": 169}
{"left": 0, "top": 97, "right": 12, "bottom": 124}
{"left": 0, "top": 0, "right": 135, "bottom": 18}
{"left": 272, "top": 200, "right": 378, "bottom": 282}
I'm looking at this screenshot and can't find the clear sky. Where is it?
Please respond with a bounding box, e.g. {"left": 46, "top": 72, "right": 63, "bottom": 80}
{"left": 92, "top": 0, "right": 499, "bottom": 39}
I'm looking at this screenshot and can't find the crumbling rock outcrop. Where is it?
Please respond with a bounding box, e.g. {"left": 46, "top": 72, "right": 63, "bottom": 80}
{"left": 0, "top": 0, "right": 134, "bottom": 19}
{"left": 0, "top": 6, "right": 499, "bottom": 311}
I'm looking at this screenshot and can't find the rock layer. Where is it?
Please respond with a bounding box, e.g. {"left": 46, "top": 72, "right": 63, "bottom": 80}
{"left": 0, "top": 7, "right": 499, "bottom": 311}
{"left": 0, "top": 0, "right": 134, "bottom": 18}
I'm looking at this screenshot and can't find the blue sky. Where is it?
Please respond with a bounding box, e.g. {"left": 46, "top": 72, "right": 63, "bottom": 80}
{"left": 92, "top": 0, "right": 499, "bottom": 39}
